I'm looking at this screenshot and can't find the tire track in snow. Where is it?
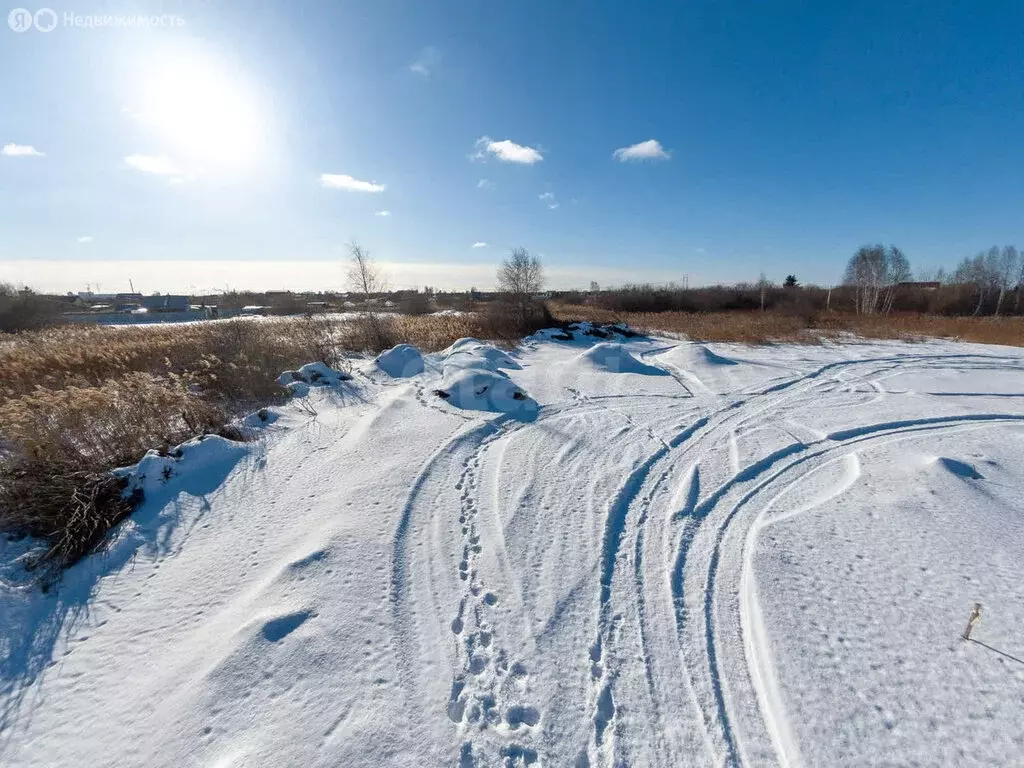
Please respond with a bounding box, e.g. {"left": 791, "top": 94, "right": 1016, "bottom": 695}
{"left": 590, "top": 443, "right": 669, "bottom": 763}
{"left": 685, "top": 413, "right": 1024, "bottom": 766}
{"left": 395, "top": 347, "right": 1024, "bottom": 765}
{"left": 580, "top": 347, "right": 866, "bottom": 765}
{"left": 654, "top": 352, "right": 1024, "bottom": 764}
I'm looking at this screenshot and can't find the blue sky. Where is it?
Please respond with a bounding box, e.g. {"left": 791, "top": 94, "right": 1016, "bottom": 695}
{"left": 2, "top": 0, "right": 1023, "bottom": 293}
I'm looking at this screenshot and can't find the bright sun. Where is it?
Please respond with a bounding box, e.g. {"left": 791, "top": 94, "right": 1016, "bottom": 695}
{"left": 135, "top": 46, "right": 267, "bottom": 174}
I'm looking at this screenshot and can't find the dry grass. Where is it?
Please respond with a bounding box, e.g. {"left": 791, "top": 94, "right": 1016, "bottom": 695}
{"left": 336, "top": 313, "right": 483, "bottom": 353}
{"left": 0, "top": 373, "right": 224, "bottom": 468}
{"left": 0, "top": 311, "right": 502, "bottom": 583}
{"left": 0, "top": 317, "right": 339, "bottom": 403}
{"left": 550, "top": 304, "right": 1024, "bottom": 347}
{"left": 0, "top": 314, "right": 488, "bottom": 404}
{"left": 386, "top": 314, "right": 482, "bottom": 350}
{"left": 820, "top": 313, "right": 1024, "bottom": 346}
{"left": 0, "top": 317, "right": 336, "bottom": 582}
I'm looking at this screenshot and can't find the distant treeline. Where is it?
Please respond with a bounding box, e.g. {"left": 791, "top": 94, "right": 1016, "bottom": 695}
{"left": 556, "top": 282, "right": 1024, "bottom": 317}
{"left": 559, "top": 244, "right": 1024, "bottom": 318}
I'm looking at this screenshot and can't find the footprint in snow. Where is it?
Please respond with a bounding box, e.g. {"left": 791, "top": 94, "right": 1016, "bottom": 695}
{"left": 505, "top": 705, "right": 540, "bottom": 729}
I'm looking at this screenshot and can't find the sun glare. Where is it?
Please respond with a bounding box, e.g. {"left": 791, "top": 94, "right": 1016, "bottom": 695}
{"left": 134, "top": 46, "right": 268, "bottom": 174}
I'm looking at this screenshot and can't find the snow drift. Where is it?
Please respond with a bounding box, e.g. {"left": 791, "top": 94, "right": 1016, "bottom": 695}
{"left": 6, "top": 336, "right": 1024, "bottom": 768}
{"left": 115, "top": 434, "right": 248, "bottom": 500}
{"left": 434, "top": 369, "right": 537, "bottom": 416}
{"left": 577, "top": 342, "right": 668, "bottom": 375}
{"left": 374, "top": 344, "right": 425, "bottom": 378}
{"left": 442, "top": 338, "right": 521, "bottom": 373}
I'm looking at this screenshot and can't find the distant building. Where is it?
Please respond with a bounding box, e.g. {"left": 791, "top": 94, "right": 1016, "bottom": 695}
{"left": 897, "top": 281, "right": 942, "bottom": 291}
{"left": 141, "top": 295, "right": 190, "bottom": 312}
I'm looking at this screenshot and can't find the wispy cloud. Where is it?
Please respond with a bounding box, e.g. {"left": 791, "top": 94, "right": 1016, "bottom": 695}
{"left": 539, "top": 191, "right": 559, "bottom": 210}
{"left": 613, "top": 139, "right": 671, "bottom": 162}
{"left": 2, "top": 143, "right": 45, "bottom": 157}
{"left": 477, "top": 178, "right": 494, "bottom": 190}
{"left": 77, "top": 236, "right": 93, "bottom": 243}
{"left": 409, "top": 46, "right": 441, "bottom": 77}
{"left": 320, "top": 173, "right": 386, "bottom": 193}
{"left": 124, "top": 154, "right": 182, "bottom": 176}
{"left": 472, "top": 242, "right": 488, "bottom": 249}
{"left": 472, "top": 136, "right": 543, "bottom": 164}
{"left": 375, "top": 210, "right": 391, "bottom": 217}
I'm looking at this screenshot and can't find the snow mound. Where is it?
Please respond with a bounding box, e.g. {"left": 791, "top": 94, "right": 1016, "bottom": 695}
{"left": 578, "top": 343, "right": 669, "bottom": 376}
{"left": 442, "top": 339, "right": 521, "bottom": 374}
{"left": 115, "top": 434, "right": 248, "bottom": 500}
{"left": 440, "top": 337, "right": 485, "bottom": 356}
{"left": 374, "top": 344, "right": 425, "bottom": 378}
{"left": 701, "top": 346, "right": 739, "bottom": 366}
{"left": 435, "top": 370, "right": 537, "bottom": 416}
{"left": 276, "top": 362, "right": 352, "bottom": 396}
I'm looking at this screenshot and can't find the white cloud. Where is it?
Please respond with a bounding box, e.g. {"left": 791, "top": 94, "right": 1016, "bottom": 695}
{"left": 124, "top": 154, "right": 182, "bottom": 176}
{"left": 613, "top": 139, "right": 671, "bottom": 162}
{"left": 472, "top": 242, "right": 488, "bottom": 249}
{"left": 477, "top": 178, "right": 494, "bottom": 190}
{"left": 2, "top": 143, "right": 45, "bottom": 157}
{"left": 410, "top": 46, "right": 440, "bottom": 77}
{"left": 547, "top": 202, "right": 560, "bottom": 210}
{"left": 539, "top": 191, "right": 559, "bottom": 209}
{"left": 77, "top": 236, "right": 94, "bottom": 243}
{"left": 473, "top": 136, "right": 543, "bottom": 164}
{"left": 375, "top": 210, "right": 391, "bottom": 217}
{"left": 320, "top": 173, "right": 386, "bottom": 193}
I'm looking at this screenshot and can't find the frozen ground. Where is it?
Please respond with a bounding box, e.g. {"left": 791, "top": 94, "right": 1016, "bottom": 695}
{"left": 3, "top": 331, "right": 1024, "bottom": 767}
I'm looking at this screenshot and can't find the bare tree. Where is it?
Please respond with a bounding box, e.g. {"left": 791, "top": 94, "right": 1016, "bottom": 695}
{"left": 348, "top": 242, "right": 385, "bottom": 297}
{"left": 916, "top": 266, "right": 947, "bottom": 283}
{"left": 757, "top": 272, "right": 769, "bottom": 311}
{"left": 346, "top": 242, "right": 392, "bottom": 350}
{"left": 1016, "top": 248, "right": 1024, "bottom": 314}
{"left": 954, "top": 250, "right": 999, "bottom": 316}
{"left": 995, "top": 245, "right": 1019, "bottom": 317}
{"left": 843, "top": 244, "right": 911, "bottom": 314}
{"left": 495, "top": 247, "right": 545, "bottom": 335}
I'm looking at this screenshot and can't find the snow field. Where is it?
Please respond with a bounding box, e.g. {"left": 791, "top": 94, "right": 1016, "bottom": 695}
{"left": 4, "top": 334, "right": 1024, "bottom": 767}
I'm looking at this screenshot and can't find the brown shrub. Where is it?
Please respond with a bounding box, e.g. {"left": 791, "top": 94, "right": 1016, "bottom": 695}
{"left": 477, "top": 299, "right": 554, "bottom": 341}
{"left": 0, "top": 460, "right": 139, "bottom": 586}
{"left": 0, "top": 373, "right": 229, "bottom": 584}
